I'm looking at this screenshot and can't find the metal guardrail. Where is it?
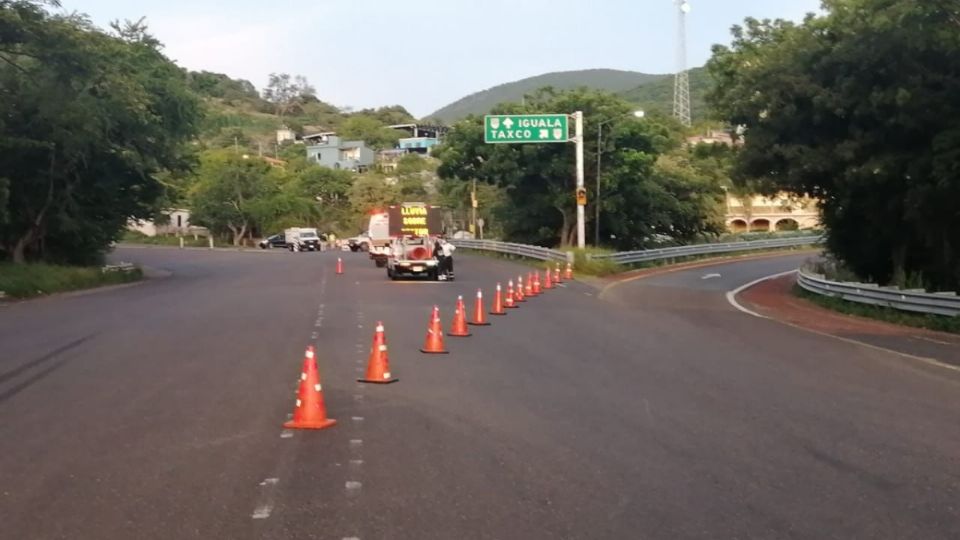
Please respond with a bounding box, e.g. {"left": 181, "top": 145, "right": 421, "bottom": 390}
{"left": 450, "top": 239, "right": 572, "bottom": 263}
{"left": 797, "top": 269, "right": 960, "bottom": 317}
{"left": 102, "top": 262, "right": 136, "bottom": 273}
{"left": 589, "top": 236, "right": 822, "bottom": 265}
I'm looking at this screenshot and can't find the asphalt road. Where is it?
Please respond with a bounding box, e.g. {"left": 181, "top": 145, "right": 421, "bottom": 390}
{"left": 1, "top": 247, "right": 958, "bottom": 539}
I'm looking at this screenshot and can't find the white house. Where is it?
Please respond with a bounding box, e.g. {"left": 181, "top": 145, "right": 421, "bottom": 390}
{"left": 128, "top": 209, "right": 208, "bottom": 237}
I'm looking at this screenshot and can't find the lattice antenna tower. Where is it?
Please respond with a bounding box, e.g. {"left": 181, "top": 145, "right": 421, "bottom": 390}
{"left": 673, "top": 0, "right": 692, "bottom": 127}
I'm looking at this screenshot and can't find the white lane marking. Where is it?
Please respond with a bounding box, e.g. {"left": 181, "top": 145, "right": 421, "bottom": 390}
{"left": 352, "top": 416, "right": 364, "bottom": 422}
{"left": 311, "top": 331, "right": 319, "bottom": 340}
{"left": 251, "top": 477, "right": 281, "bottom": 519}
{"left": 350, "top": 439, "right": 363, "bottom": 448}
{"left": 726, "top": 271, "right": 960, "bottom": 373}
{"left": 280, "top": 430, "right": 293, "bottom": 439}
{"left": 725, "top": 270, "right": 798, "bottom": 318}
{"left": 702, "top": 273, "right": 722, "bottom": 280}
{"left": 910, "top": 335, "right": 957, "bottom": 346}
{"left": 345, "top": 481, "right": 362, "bottom": 497}
{"left": 583, "top": 292, "right": 593, "bottom": 296}
{"left": 343, "top": 537, "right": 361, "bottom": 540}
{"left": 251, "top": 505, "right": 272, "bottom": 519}
{"left": 349, "top": 459, "right": 364, "bottom": 467}
{"left": 354, "top": 394, "right": 364, "bottom": 400}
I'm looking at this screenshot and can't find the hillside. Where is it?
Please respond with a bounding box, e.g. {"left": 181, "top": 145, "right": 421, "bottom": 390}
{"left": 427, "top": 69, "right": 666, "bottom": 123}
{"left": 186, "top": 70, "right": 417, "bottom": 152}
{"left": 618, "top": 66, "right": 712, "bottom": 120}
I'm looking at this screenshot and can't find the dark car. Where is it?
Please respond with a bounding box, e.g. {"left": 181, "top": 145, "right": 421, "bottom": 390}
{"left": 258, "top": 234, "right": 286, "bottom": 249}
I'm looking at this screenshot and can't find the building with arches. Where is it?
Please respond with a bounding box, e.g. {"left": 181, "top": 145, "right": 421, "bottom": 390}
{"left": 724, "top": 192, "right": 821, "bottom": 232}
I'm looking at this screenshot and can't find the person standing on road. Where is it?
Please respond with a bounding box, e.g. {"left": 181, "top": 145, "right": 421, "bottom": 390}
{"left": 440, "top": 238, "right": 456, "bottom": 277}
{"left": 433, "top": 238, "right": 447, "bottom": 279}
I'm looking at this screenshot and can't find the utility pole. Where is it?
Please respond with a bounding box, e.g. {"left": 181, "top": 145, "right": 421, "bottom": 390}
{"left": 471, "top": 178, "right": 477, "bottom": 237}
{"left": 595, "top": 123, "right": 604, "bottom": 247}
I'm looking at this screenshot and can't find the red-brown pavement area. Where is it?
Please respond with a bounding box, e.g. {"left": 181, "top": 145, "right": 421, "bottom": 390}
{"left": 740, "top": 274, "right": 960, "bottom": 367}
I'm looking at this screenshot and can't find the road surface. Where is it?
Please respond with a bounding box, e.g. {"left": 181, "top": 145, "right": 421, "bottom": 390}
{"left": 1, "top": 247, "right": 958, "bottom": 539}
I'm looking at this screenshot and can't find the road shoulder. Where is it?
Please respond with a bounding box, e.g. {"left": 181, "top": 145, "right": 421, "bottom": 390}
{"left": 737, "top": 273, "right": 960, "bottom": 370}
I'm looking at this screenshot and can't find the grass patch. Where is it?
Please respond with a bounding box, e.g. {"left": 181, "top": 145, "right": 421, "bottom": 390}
{"left": 794, "top": 284, "right": 960, "bottom": 335}
{"left": 120, "top": 230, "right": 221, "bottom": 248}
{"left": 0, "top": 262, "right": 143, "bottom": 299}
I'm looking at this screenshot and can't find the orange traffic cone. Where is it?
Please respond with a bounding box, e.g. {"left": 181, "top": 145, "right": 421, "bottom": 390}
{"left": 284, "top": 346, "right": 337, "bottom": 430}
{"left": 420, "top": 306, "right": 449, "bottom": 354}
{"left": 532, "top": 271, "right": 542, "bottom": 295}
{"left": 515, "top": 276, "right": 526, "bottom": 302}
{"left": 564, "top": 262, "right": 573, "bottom": 280}
{"left": 505, "top": 280, "right": 518, "bottom": 309}
{"left": 449, "top": 295, "right": 472, "bottom": 337}
{"left": 524, "top": 272, "right": 535, "bottom": 297}
{"left": 336, "top": 257, "right": 344, "bottom": 275}
{"left": 555, "top": 263, "right": 563, "bottom": 283}
{"left": 358, "top": 321, "right": 398, "bottom": 384}
{"left": 470, "top": 289, "right": 491, "bottom": 326}
{"left": 490, "top": 283, "right": 507, "bottom": 315}
{"left": 544, "top": 267, "right": 554, "bottom": 289}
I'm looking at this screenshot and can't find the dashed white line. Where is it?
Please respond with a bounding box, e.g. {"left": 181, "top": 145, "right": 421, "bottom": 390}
{"left": 349, "top": 439, "right": 363, "bottom": 448}
{"left": 280, "top": 430, "right": 293, "bottom": 439}
{"left": 352, "top": 416, "right": 364, "bottom": 422}
{"left": 251, "top": 478, "right": 280, "bottom": 519}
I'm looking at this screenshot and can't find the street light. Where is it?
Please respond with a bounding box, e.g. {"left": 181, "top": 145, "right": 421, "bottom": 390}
{"left": 595, "top": 110, "right": 644, "bottom": 246}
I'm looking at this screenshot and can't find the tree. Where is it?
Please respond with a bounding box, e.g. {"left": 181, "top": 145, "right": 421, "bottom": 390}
{"left": 708, "top": 0, "right": 960, "bottom": 289}
{"left": 190, "top": 151, "right": 281, "bottom": 245}
{"left": 435, "top": 88, "right": 719, "bottom": 248}
{"left": 339, "top": 115, "right": 405, "bottom": 150}
{"left": 262, "top": 73, "right": 316, "bottom": 119}
{"left": 0, "top": 4, "right": 201, "bottom": 263}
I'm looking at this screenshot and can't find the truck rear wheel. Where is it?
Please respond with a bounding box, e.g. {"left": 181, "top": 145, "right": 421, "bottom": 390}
{"left": 375, "top": 258, "right": 387, "bottom": 268}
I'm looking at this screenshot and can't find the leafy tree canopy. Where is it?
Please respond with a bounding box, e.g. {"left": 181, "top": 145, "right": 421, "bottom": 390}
{"left": 0, "top": 3, "right": 201, "bottom": 263}
{"left": 708, "top": 0, "right": 960, "bottom": 289}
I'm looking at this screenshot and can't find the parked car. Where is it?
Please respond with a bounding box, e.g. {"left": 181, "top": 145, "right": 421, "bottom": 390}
{"left": 259, "top": 234, "right": 286, "bottom": 249}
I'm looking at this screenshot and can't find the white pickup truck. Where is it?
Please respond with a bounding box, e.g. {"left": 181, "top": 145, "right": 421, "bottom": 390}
{"left": 386, "top": 236, "right": 446, "bottom": 280}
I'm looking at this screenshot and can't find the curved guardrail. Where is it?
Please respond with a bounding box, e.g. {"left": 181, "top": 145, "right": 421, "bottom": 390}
{"left": 589, "top": 236, "right": 822, "bottom": 265}
{"left": 450, "top": 239, "right": 571, "bottom": 262}
{"left": 797, "top": 269, "right": 960, "bottom": 317}
{"left": 452, "top": 235, "right": 820, "bottom": 265}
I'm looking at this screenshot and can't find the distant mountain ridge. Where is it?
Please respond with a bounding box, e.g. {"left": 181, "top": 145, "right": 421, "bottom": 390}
{"left": 427, "top": 67, "right": 711, "bottom": 124}
{"left": 427, "top": 69, "right": 667, "bottom": 123}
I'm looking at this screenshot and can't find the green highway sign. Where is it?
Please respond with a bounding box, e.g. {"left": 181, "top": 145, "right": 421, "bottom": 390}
{"left": 484, "top": 114, "right": 569, "bottom": 144}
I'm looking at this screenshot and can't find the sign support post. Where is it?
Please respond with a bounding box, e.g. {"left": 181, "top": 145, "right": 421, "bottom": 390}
{"left": 483, "top": 112, "right": 584, "bottom": 248}
{"left": 573, "top": 111, "right": 585, "bottom": 249}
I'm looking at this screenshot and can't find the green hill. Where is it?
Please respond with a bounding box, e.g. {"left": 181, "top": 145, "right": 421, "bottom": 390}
{"left": 617, "top": 67, "right": 712, "bottom": 120}
{"left": 427, "top": 69, "right": 666, "bottom": 123}
{"left": 427, "top": 67, "right": 713, "bottom": 124}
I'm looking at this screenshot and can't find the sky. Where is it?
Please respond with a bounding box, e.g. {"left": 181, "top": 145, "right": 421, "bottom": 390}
{"left": 62, "top": 0, "right": 822, "bottom": 117}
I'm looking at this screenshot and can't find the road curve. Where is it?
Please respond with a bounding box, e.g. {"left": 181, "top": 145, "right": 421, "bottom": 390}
{"left": 1, "top": 248, "right": 958, "bottom": 539}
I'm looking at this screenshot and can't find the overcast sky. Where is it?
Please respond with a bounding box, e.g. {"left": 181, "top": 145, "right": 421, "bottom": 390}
{"left": 62, "top": 0, "right": 822, "bottom": 117}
